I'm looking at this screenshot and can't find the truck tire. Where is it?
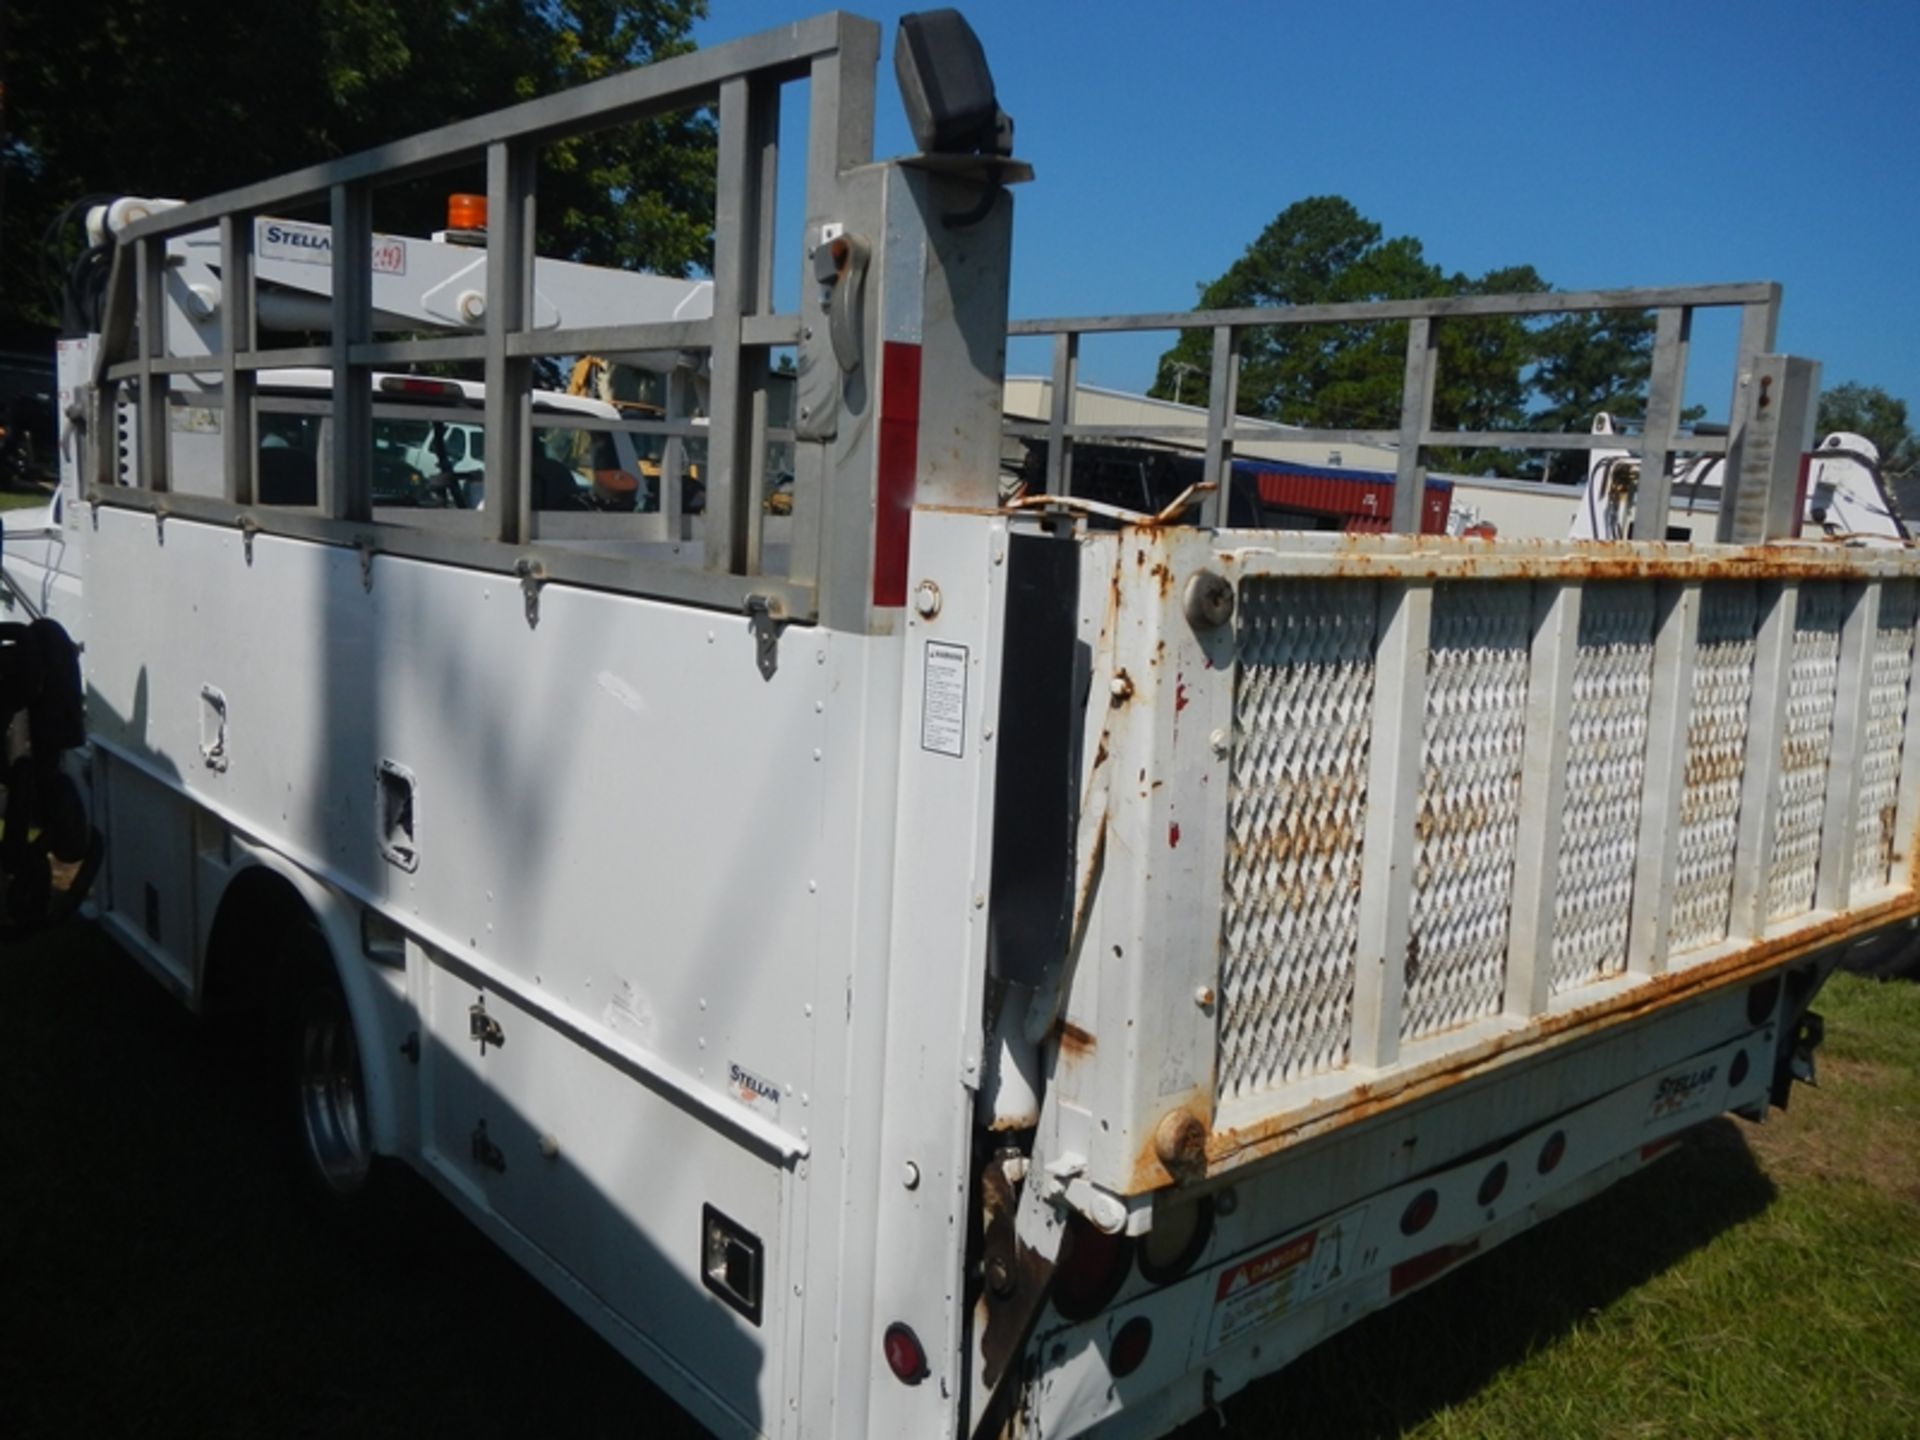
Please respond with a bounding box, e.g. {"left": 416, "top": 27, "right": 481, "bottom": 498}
{"left": 286, "top": 924, "right": 379, "bottom": 1203}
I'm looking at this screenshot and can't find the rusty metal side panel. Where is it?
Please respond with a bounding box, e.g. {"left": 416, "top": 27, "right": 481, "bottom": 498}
{"left": 1403, "top": 582, "right": 1530, "bottom": 1041}
{"left": 1670, "top": 584, "right": 1759, "bottom": 953}
{"left": 1549, "top": 583, "right": 1657, "bottom": 992}
{"left": 1770, "top": 581, "right": 1845, "bottom": 920}
{"left": 1220, "top": 579, "right": 1377, "bottom": 1093}
{"left": 1856, "top": 579, "right": 1920, "bottom": 896}
{"left": 1060, "top": 530, "right": 1920, "bottom": 1202}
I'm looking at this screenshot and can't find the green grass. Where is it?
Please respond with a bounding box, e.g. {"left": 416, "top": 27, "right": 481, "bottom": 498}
{"left": 0, "top": 485, "right": 56, "bottom": 512}
{"left": 1219, "top": 972, "right": 1920, "bottom": 1439}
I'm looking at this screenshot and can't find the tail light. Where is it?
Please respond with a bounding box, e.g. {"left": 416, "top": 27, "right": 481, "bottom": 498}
{"left": 1110, "top": 1315, "right": 1153, "bottom": 1379}
{"left": 1137, "top": 1195, "right": 1213, "bottom": 1286}
{"left": 1399, "top": 1187, "right": 1439, "bottom": 1236}
{"left": 1051, "top": 1213, "right": 1133, "bottom": 1321}
{"left": 883, "top": 1322, "right": 928, "bottom": 1385}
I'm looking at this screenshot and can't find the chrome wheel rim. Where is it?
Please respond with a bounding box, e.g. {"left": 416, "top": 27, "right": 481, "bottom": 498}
{"left": 298, "top": 1003, "right": 372, "bottom": 1195}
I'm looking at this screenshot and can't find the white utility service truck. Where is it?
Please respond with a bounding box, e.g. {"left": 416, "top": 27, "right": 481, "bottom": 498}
{"left": 10, "top": 10, "right": 1920, "bottom": 1438}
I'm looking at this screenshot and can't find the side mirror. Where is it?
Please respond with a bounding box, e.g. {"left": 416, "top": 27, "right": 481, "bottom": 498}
{"left": 893, "top": 10, "right": 1013, "bottom": 157}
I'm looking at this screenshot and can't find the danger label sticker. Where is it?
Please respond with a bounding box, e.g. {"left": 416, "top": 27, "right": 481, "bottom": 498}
{"left": 1206, "top": 1207, "right": 1363, "bottom": 1352}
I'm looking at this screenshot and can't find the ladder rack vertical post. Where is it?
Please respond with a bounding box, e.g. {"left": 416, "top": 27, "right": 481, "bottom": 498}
{"left": 787, "top": 21, "right": 876, "bottom": 626}
{"left": 219, "top": 215, "right": 257, "bottom": 507}
{"left": 1392, "top": 317, "right": 1435, "bottom": 533}
{"left": 708, "top": 73, "right": 773, "bottom": 576}
{"left": 1199, "top": 324, "right": 1238, "bottom": 528}
{"left": 1044, "top": 331, "right": 1078, "bottom": 497}
{"left": 485, "top": 141, "right": 536, "bottom": 546}
{"left": 328, "top": 183, "right": 373, "bottom": 521}
{"left": 135, "top": 237, "right": 170, "bottom": 494}
{"left": 741, "top": 76, "right": 780, "bottom": 580}
{"left": 1631, "top": 307, "right": 1691, "bottom": 540}
{"left": 1726, "top": 286, "right": 1781, "bottom": 451}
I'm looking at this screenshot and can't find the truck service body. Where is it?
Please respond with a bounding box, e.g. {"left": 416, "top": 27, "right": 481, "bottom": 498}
{"left": 10, "top": 11, "right": 1920, "bottom": 1438}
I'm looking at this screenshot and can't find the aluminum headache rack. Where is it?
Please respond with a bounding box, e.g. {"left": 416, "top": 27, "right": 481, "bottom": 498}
{"left": 1009, "top": 281, "right": 1797, "bottom": 537}
{"left": 84, "top": 13, "right": 887, "bottom": 625}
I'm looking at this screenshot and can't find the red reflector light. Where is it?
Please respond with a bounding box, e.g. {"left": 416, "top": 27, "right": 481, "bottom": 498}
{"left": 377, "top": 376, "right": 465, "bottom": 400}
{"left": 882, "top": 1322, "right": 927, "bottom": 1385}
{"left": 1390, "top": 1240, "right": 1480, "bottom": 1297}
{"left": 1110, "top": 1315, "right": 1153, "bottom": 1379}
{"left": 1538, "top": 1129, "right": 1568, "bottom": 1175}
{"left": 1477, "top": 1161, "right": 1509, "bottom": 1208}
{"left": 1399, "top": 1187, "right": 1439, "bottom": 1236}
{"left": 1052, "top": 1214, "right": 1134, "bottom": 1321}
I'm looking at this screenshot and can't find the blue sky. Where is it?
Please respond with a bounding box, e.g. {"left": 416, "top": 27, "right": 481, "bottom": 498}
{"left": 695, "top": 0, "right": 1920, "bottom": 428}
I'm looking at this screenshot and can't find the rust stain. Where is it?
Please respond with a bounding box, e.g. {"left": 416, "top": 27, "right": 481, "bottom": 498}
{"left": 1176, "top": 676, "right": 1190, "bottom": 713}
{"left": 1169, "top": 821, "right": 1182, "bottom": 849}
{"left": 1153, "top": 1108, "right": 1209, "bottom": 1185}
{"left": 1219, "top": 533, "right": 1920, "bottom": 584}
{"left": 1106, "top": 891, "right": 1920, "bottom": 1197}
{"left": 1056, "top": 1020, "right": 1098, "bottom": 1060}
{"left": 1150, "top": 560, "right": 1175, "bottom": 599}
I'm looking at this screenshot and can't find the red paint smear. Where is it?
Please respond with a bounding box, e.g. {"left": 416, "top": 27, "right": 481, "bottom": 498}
{"left": 1389, "top": 1240, "right": 1479, "bottom": 1297}
{"left": 873, "top": 341, "right": 922, "bottom": 608}
{"left": 1168, "top": 822, "right": 1181, "bottom": 849}
{"left": 1175, "top": 678, "right": 1189, "bottom": 713}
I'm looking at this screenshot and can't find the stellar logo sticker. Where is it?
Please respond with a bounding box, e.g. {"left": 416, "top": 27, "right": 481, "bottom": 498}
{"left": 1206, "top": 1206, "right": 1363, "bottom": 1352}
{"left": 256, "top": 217, "right": 408, "bottom": 275}
{"left": 1647, "top": 1062, "right": 1719, "bottom": 1125}
{"left": 729, "top": 1062, "right": 781, "bottom": 1117}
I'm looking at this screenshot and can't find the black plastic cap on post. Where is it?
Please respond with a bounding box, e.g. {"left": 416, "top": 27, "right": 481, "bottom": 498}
{"left": 894, "top": 10, "right": 1014, "bottom": 157}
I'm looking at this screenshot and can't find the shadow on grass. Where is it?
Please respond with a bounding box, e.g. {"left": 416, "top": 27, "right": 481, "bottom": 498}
{"left": 1177, "top": 1115, "right": 1777, "bottom": 1439}
{"left": 2, "top": 920, "right": 1784, "bottom": 1440}
{"left": 0, "top": 923, "right": 696, "bottom": 1440}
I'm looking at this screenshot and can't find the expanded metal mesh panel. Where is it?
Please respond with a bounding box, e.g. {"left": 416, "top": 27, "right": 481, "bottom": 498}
{"left": 1550, "top": 584, "right": 1656, "bottom": 993}
{"left": 1670, "top": 584, "right": 1758, "bottom": 953}
{"left": 1770, "top": 583, "right": 1844, "bottom": 920}
{"left": 1404, "top": 582, "right": 1531, "bottom": 1040}
{"left": 1220, "top": 580, "right": 1378, "bottom": 1093}
{"left": 1855, "top": 581, "right": 1919, "bottom": 897}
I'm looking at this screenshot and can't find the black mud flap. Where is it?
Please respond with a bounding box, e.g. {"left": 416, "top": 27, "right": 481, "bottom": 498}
{"left": 1769, "top": 959, "right": 1832, "bottom": 1111}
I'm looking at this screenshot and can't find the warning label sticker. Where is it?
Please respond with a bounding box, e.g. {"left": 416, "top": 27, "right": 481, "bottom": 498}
{"left": 921, "top": 641, "right": 968, "bottom": 758}
{"left": 1206, "top": 1207, "right": 1364, "bottom": 1352}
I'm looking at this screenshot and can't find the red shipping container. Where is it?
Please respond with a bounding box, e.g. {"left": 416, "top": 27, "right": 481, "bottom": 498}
{"left": 1239, "top": 461, "right": 1452, "bottom": 535}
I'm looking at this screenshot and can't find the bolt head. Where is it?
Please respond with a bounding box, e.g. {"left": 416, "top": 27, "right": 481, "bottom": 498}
{"left": 1184, "top": 570, "right": 1236, "bottom": 630}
